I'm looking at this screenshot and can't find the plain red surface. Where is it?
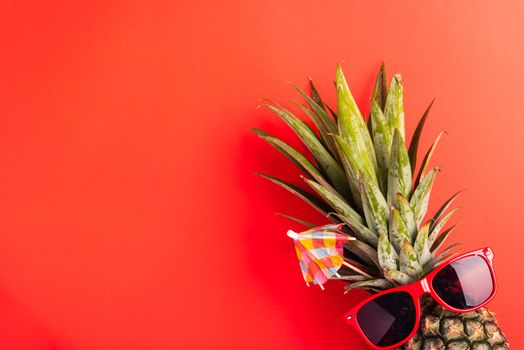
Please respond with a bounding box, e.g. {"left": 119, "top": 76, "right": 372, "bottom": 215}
{"left": 0, "top": 1, "right": 522, "bottom": 349}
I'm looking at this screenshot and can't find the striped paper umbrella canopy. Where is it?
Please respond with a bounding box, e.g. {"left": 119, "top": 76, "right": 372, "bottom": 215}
{"left": 287, "top": 224, "right": 354, "bottom": 290}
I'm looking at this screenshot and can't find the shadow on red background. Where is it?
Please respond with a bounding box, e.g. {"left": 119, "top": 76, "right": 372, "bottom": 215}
{"left": 0, "top": 290, "right": 59, "bottom": 350}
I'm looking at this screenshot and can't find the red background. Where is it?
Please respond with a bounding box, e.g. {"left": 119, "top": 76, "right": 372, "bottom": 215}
{"left": 0, "top": 1, "right": 522, "bottom": 349}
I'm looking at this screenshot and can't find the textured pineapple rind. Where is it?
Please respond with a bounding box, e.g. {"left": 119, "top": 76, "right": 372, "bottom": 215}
{"left": 399, "top": 296, "right": 509, "bottom": 350}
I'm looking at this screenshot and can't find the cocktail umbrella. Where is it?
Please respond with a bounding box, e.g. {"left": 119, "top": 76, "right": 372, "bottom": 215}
{"left": 287, "top": 224, "right": 355, "bottom": 290}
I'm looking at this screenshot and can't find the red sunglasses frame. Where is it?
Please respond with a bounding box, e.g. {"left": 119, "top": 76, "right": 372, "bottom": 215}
{"left": 343, "top": 247, "right": 496, "bottom": 349}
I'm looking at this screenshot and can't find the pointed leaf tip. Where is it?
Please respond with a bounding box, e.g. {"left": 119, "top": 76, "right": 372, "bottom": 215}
{"left": 414, "top": 222, "right": 432, "bottom": 266}
{"left": 370, "top": 99, "right": 391, "bottom": 192}
{"left": 372, "top": 63, "right": 388, "bottom": 111}
{"left": 389, "top": 207, "right": 411, "bottom": 253}
{"left": 414, "top": 131, "right": 445, "bottom": 187}
{"left": 385, "top": 75, "right": 405, "bottom": 139}
{"left": 399, "top": 240, "right": 422, "bottom": 278}
{"left": 411, "top": 167, "right": 440, "bottom": 225}
{"left": 304, "top": 177, "right": 363, "bottom": 224}
{"left": 258, "top": 173, "right": 332, "bottom": 216}
{"left": 359, "top": 173, "right": 389, "bottom": 236}
{"left": 378, "top": 231, "right": 398, "bottom": 271}
{"left": 408, "top": 98, "right": 436, "bottom": 173}
{"left": 387, "top": 129, "right": 412, "bottom": 207}
{"left": 384, "top": 268, "right": 413, "bottom": 285}
{"left": 395, "top": 193, "right": 417, "bottom": 240}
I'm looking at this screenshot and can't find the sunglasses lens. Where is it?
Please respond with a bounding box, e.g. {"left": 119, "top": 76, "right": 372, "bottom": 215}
{"left": 432, "top": 255, "right": 494, "bottom": 310}
{"left": 356, "top": 291, "right": 416, "bottom": 347}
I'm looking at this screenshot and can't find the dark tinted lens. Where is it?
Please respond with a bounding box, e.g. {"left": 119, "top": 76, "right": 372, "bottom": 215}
{"left": 356, "top": 292, "right": 416, "bottom": 347}
{"left": 432, "top": 255, "right": 493, "bottom": 309}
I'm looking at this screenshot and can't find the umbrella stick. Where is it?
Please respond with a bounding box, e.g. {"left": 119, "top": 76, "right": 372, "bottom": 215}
{"left": 342, "top": 261, "right": 372, "bottom": 278}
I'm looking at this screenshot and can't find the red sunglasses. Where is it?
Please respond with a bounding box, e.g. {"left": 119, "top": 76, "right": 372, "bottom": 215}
{"left": 344, "top": 247, "right": 496, "bottom": 349}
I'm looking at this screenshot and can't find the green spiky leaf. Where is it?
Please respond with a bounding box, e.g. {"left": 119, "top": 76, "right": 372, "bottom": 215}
{"left": 388, "top": 129, "right": 412, "bottom": 206}
{"left": 399, "top": 240, "right": 422, "bottom": 278}
{"left": 408, "top": 98, "right": 435, "bottom": 173}
{"left": 344, "top": 240, "right": 380, "bottom": 269}
{"left": 414, "top": 222, "right": 432, "bottom": 266}
{"left": 370, "top": 99, "right": 392, "bottom": 193}
{"left": 378, "top": 231, "right": 398, "bottom": 271}
{"left": 252, "top": 128, "right": 322, "bottom": 179}
{"left": 257, "top": 174, "right": 331, "bottom": 215}
{"left": 389, "top": 207, "right": 411, "bottom": 253}
{"left": 336, "top": 64, "right": 378, "bottom": 178}
{"left": 429, "top": 191, "right": 462, "bottom": 233}
{"left": 410, "top": 167, "right": 440, "bottom": 226}
{"left": 428, "top": 207, "right": 460, "bottom": 245}
{"left": 304, "top": 178, "right": 363, "bottom": 223}
{"left": 290, "top": 84, "right": 339, "bottom": 159}
{"left": 384, "top": 269, "right": 413, "bottom": 285}
{"left": 333, "top": 135, "right": 364, "bottom": 210}
{"left": 384, "top": 74, "right": 405, "bottom": 139}
{"left": 414, "top": 131, "right": 445, "bottom": 188}
{"left": 372, "top": 63, "right": 388, "bottom": 111}
{"left": 337, "top": 274, "right": 369, "bottom": 282}
{"left": 262, "top": 104, "right": 351, "bottom": 197}
{"left": 430, "top": 243, "right": 462, "bottom": 269}
{"left": 335, "top": 110, "right": 378, "bottom": 189}
{"left": 326, "top": 104, "right": 337, "bottom": 121}
{"left": 291, "top": 102, "right": 339, "bottom": 158}
{"left": 309, "top": 78, "right": 326, "bottom": 110}
{"left": 395, "top": 193, "right": 417, "bottom": 241}
{"left": 344, "top": 279, "right": 391, "bottom": 294}
{"left": 275, "top": 213, "right": 317, "bottom": 228}
{"left": 329, "top": 212, "right": 379, "bottom": 247}
{"left": 359, "top": 174, "right": 389, "bottom": 235}
{"left": 431, "top": 224, "right": 459, "bottom": 253}
{"left": 291, "top": 83, "right": 337, "bottom": 135}
{"left": 423, "top": 243, "right": 461, "bottom": 273}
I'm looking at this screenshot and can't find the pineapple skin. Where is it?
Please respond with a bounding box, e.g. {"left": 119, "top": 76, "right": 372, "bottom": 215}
{"left": 399, "top": 296, "right": 509, "bottom": 350}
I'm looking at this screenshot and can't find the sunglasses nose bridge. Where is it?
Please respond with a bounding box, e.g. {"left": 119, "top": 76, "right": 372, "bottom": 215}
{"left": 412, "top": 278, "right": 431, "bottom": 296}
{"left": 421, "top": 278, "right": 431, "bottom": 293}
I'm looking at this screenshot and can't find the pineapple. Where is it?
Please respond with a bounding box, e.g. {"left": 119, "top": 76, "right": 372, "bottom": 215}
{"left": 254, "top": 63, "right": 509, "bottom": 349}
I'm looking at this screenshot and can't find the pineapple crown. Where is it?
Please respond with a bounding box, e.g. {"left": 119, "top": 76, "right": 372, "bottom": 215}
{"left": 254, "top": 63, "right": 461, "bottom": 292}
